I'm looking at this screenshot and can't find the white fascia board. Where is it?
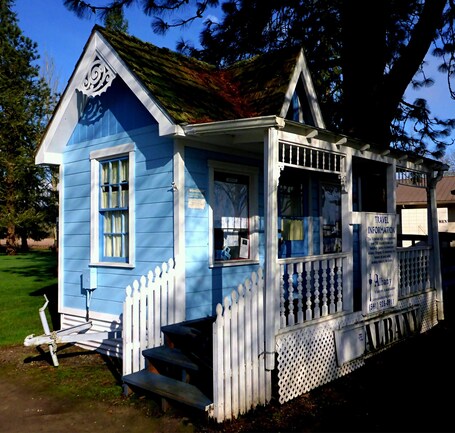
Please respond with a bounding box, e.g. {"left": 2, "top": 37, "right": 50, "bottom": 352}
{"left": 35, "top": 33, "right": 98, "bottom": 165}
{"left": 280, "top": 49, "right": 326, "bottom": 129}
{"left": 35, "top": 151, "right": 62, "bottom": 166}
{"left": 183, "top": 115, "right": 285, "bottom": 136}
{"left": 36, "top": 30, "right": 178, "bottom": 165}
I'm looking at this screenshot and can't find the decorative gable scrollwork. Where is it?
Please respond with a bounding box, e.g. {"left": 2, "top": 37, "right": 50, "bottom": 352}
{"left": 78, "top": 54, "right": 116, "bottom": 98}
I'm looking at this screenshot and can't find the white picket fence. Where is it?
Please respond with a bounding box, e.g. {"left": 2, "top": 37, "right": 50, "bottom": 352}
{"left": 212, "top": 267, "right": 272, "bottom": 422}
{"left": 122, "top": 258, "right": 177, "bottom": 376}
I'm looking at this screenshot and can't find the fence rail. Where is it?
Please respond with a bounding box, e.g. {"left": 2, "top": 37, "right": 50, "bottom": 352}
{"left": 122, "top": 258, "right": 176, "bottom": 376}
{"left": 212, "top": 268, "right": 271, "bottom": 421}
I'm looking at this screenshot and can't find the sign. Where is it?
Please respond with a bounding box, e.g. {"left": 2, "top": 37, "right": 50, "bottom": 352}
{"left": 334, "top": 306, "right": 421, "bottom": 365}
{"left": 187, "top": 188, "right": 206, "bottom": 209}
{"left": 362, "top": 213, "right": 398, "bottom": 314}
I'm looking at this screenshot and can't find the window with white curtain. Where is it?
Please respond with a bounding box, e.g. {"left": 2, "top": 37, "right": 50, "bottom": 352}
{"left": 90, "top": 143, "right": 135, "bottom": 267}
{"left": 100, "top": 157, "right": 129, "bottom": 260}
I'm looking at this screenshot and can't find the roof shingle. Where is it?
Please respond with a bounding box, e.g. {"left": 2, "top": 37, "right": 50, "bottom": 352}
{"left": 96, "top": 26, "right": 301, "bottom": 124}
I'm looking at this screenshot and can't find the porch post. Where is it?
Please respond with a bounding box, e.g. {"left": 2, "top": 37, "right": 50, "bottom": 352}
{"left": 341, "top": 147, "right": 353, "bottom": 312}
{"left": 264, "top": 127, "right": 279, "bottom": 371}
{"left": 428, "top": 170, "right": 444, "bottom": 320}
{"left": 173, "top": 140, "right": 186, "bottom": 322}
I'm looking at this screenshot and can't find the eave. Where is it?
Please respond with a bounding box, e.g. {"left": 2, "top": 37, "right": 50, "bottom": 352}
{"left": 182, "top": 115, "right": 286, "bottom": 136}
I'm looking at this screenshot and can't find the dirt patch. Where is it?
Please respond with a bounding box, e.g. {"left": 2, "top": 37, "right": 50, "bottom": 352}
{"left": 2, "top": 318, "right": 455, "bottom": 433}
{"left": 0, "top": 344, "right": 195, "bottom": 433}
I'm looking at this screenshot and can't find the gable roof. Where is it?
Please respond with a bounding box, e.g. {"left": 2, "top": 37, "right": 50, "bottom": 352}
{"left": 96, "top": 26, "right": 311, "bottom": 124}
{"left": 397, "top": 174, "right": 455, "bottom": 206}
{"left": 35, "top": 25, "right": 323, "bottom": 164}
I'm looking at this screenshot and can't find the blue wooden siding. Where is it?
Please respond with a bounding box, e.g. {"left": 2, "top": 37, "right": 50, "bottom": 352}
{"left": 68, "top": 79, "right": 151, "bottom": 144}
{"left": 184, "top": 147, "right": 264, "bottom": 320}
{"left": 62, "top": 78, "right": 174, "bottom": 316}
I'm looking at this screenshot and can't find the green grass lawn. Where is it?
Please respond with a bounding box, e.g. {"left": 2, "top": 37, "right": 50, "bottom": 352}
{"left": 0, "top": 250, "right": 58, "bottom": 346}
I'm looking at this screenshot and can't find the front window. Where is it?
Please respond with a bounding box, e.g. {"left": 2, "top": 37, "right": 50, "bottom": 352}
{"left": 209, "top": 161, "right": 258, "bottom": 266}
{"left": 278, "top": 167, "right": 342, "bottom": 257}
{"left": 320, "top": 183, "right": 342, "bottom": 253}
{"left": 278, "top": 170, "right": 310, "bottom": 257}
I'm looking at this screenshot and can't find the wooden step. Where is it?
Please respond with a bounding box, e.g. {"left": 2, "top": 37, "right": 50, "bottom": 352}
{"left": 161, "top": 323, "right": 202, "bottom": 340}
{"left": 142, "top": 346, "right": 200, "bottom": 371}
{"left": 122, "top": 369, "right": 212, "bottom": 411}
{"left": 161, "top": 324, "right": 205, "bottom": 352}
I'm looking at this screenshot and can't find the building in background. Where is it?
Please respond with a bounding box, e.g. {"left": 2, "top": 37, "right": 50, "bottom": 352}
{"left": 397, "top": 173, "right": 455, "bottom": 248}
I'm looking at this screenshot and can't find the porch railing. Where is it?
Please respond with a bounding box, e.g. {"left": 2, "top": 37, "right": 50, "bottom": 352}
{"left": 397, "top": 246, "right": 431, "bottom": 298}
{"left": 279, "top": 254, "right": 346, "bottom": 329}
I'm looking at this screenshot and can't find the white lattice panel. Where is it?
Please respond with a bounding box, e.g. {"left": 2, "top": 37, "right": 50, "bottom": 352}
{"left": 276, "top": 291, "right": 439, "bottom": 405}
{"left": 276, "top": 318, "right": 364, "bottom": 404}
{"left": 397, "top": 291, "right": 438, "bottom": 333}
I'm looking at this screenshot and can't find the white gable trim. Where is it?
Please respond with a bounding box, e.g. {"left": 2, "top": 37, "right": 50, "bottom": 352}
{"left": 36, "top": 29, "right": 177, "bottom": 166}
{"left": 280, "top": 50, "right": 326, "bottom": 129}
{"left": 77, "top": 52, "right": 117, "bottom": 97}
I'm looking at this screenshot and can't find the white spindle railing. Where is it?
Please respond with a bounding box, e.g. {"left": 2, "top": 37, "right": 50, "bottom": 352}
{"left": 279, "top": 254, "right": 346, "bottom": 328}
{"left": 397, "top": 246, "right": 431, "bottom": 298}
{"left": 279, "top": 141, "right": 344, "bottom": 174}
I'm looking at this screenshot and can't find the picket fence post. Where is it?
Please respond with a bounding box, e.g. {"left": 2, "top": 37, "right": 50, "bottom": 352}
{"left": 122, "top": 258, "right": 176, "bottom": 376}
{"left": 212, "top": 267, "right": 271, "bottom": 422}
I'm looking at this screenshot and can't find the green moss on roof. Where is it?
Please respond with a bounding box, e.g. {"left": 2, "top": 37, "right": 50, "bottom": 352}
{"left": 96, "top": 26, "right": 301, "bottom": 124}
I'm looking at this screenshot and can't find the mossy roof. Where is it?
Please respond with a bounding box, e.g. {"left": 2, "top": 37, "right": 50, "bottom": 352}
{"left": 96, "top": 26, "right": 301, "bottom": 124}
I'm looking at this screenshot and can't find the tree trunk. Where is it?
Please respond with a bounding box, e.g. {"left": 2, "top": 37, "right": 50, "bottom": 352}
{"left": 20, "top": 234, "right": 29, "bottom": 252}
{"left": 5, "top": 224, "right": 17, "bottom": 256}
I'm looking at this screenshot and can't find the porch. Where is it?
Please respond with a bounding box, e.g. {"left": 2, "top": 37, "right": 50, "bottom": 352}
{"left": 121, "top": 125, "right": 446, "bottom": 422}
{"left": 121, "top": 240, "right": 440, "bottom": 421}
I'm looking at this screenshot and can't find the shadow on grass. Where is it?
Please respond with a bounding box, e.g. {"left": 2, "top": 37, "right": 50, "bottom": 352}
{"left": 0, "top": 250, "right": 58, "bottom": 281}
{"left": 23, "top": 343, "right": 124, "bottom": 385}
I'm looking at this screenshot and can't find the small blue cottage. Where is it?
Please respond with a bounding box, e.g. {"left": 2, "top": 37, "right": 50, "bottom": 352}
{"left": 35, "top": 26, "right": 447, "bottom": 421}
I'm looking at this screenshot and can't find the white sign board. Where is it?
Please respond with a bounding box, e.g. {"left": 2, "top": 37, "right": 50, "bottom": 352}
{"left": 362, "top": 213, "right": 398, "bottom": 314}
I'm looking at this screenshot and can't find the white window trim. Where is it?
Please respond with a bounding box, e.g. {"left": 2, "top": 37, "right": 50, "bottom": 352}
{"left": 208, "top": 160, "right": 259, "bottom": 268}
{"left": 90, "top": 143, "right": 135, "bottom": 267}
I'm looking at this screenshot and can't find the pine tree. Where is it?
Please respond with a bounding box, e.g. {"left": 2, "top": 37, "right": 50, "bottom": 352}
{"left": 0, "top": 0, "right": 57, "bottom": 254}
{"left": 64, "top": 0, "right": 455, "bottom": 157}
{"left": 104, "top": 5, "right": 129, "bottom": 33}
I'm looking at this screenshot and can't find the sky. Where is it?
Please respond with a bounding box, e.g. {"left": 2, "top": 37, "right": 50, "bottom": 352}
{"left": 12, "top": 0, "right": 455, "bottom": 152}
{"left": 12, "top": 0, "right": 211, "bottom": 91}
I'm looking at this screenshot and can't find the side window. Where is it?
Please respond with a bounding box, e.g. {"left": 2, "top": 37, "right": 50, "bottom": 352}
{"left": 208, "top": 161, "right": 258, "bottom": 266}
{"left": 100, "top": 157, "right": 129, "bottom": 261}
{"left": 90, "top": 143, "right": 135, "bottom": 267}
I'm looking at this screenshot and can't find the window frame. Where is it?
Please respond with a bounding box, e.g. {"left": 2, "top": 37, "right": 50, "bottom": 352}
{"left": 208, "top": 160, "right": 259, "bottom": 268}
{"left": 90, "top": 143, "right": 135, "bottom": 267}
